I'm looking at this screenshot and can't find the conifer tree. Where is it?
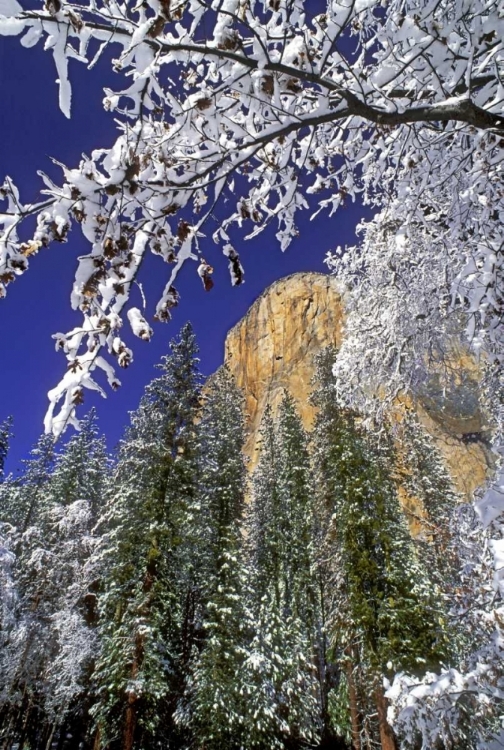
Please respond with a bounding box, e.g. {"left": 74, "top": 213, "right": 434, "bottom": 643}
{"left": 178, "top": 367, "right": 250, "bottom": 749}
{"left": 245, "top": 395, "right": 321, "bottom": 748}
{"left": 399, "top": 409, "right": 461, "bottom": 582}
{"left": 312, "top": 350, "right": 450, "bottom": 750}
{"left": 47, "top": 407, "right": 108, "bottom": 525}
{"left": 0, "top": 433, "right": 54, "bottom": 532}
{"left": 0, "top": 418, "right": 16, "bottom": 675}
{"left": 0, "top": 417, "right": 13, "bottom": 482}
{"left": 40, "top": 411, "right": 108, "bottom": 746}
{"left": 0, "top": 524, "right": 16, "bottom": 686}
{"left": 91, "top": 322, "right": 203, "bottom": 750}
{"left": 0, "top": 434, "right": 55, "bottom": 750}
{"left": 0, "top": 414, "right": 107, "bottom": 749}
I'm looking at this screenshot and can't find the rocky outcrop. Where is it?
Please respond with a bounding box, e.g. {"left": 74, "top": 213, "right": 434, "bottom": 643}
{"left": 224, "top": 273, "right": 344, "bottom": 472}
{"left": 223, "top": 272, "right": 491, "bottom": 499}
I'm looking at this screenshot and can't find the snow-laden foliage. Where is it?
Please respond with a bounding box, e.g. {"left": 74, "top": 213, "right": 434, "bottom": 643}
{"left": 380, "top": 429, "right": 504, "bottom": 750}
{"left": 327, "top": 237, "right": 504, "bottom": 745}
{"left": 245, "top": 397, "right": 324, "bottom": 747}
{"left": 0, "top": 414, "right": 107, "bottom": 750}
{"left": 0, "top": 417, "right": 13, "bottom": 482}
{"left": 311, "top": 350, "right": 457, "bottom": 749}
{"left": 91, "top": 322, "right": 204, "bottom": 749}
{"left": 0, "top": 524, "right": 16, "bottom": 648}
{"left": 387, "top": 499, "right": 504, "bottom": 749}
{"left": 175, "top": 367, "right": 251, "bottom": 749}
{"left": 0, "top": 0, "right": 502, "bottom": 434}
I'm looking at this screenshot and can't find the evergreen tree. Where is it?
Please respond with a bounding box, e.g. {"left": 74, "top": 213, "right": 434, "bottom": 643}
{"left": 0, "top": 416, "right": 13, "bottom": 482}
{"left": 178, "top": 367, "right": 250, "bottom": 749}
{"left": 245, "top": 395, "right": 321, "bottom": 749}
{"left": 91, "top": 322, "right": 203, "bottom": 750}
{"left": 0, "top": 434, "right": 55, "bottom": 749}
{"left": 0, "top": 418, "right": 17, "bottom": 692}
{"left": 47, "top": 407, "right": 108, "bottom": 524}
{"left": 0, "top": 414, "right": 108, "bottom": 750}
{"left": 0, "top": 523, "right": 16, "bottom": 676}
{"left": 312, "top": 350, "right": 451, "bottom": 750}
{"left": 0, "top": 433, "right": 54, "bottom": 532}
{"left": 40, "top": 411, "right": 108, "bottom": 746}
{"left": 398, "top": 409, "right": 461, "bottom": 583}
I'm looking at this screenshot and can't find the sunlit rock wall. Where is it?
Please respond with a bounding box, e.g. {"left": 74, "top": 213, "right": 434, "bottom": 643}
{"left": 223, "top": 272, "right": 491, "bottom": 500}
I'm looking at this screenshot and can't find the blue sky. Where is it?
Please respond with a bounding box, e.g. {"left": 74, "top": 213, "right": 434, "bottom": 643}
{"left": 0, "top": 24, "right": 367, "bottom": 471}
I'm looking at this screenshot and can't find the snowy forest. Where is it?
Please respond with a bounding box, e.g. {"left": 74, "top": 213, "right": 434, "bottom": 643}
{"left": 0, "top": 324, "right": 501, "bottom": 750}
{"left": 1, "top": 0, "right": 504, "bottom": 747}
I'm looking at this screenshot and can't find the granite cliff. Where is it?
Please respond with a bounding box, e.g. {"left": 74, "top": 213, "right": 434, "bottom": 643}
{"left": 223, "top": 272, "right": 491, "bottom": 504}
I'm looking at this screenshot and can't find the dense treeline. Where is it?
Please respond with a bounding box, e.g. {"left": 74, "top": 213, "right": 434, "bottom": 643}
{"left": 0, "top": 325, "right": 466, "bottom": 750}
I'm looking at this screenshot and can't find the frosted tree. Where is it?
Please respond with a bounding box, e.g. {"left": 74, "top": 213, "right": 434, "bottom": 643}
{"left": 0, "top": 417, "right": 106, "bottom": 749}
{"left": 0, "top": 417, "right": 13, "bottom": 482}
{"left": 0, "top": 414, "right": 107, "bottom": 750}
{"left": 386, "top": 487, "right": 504, "bottom": 749}
{"left": 0, "top": 527, "right": 16, "bottom": 692}
{"left": 0, "top": 435, "right": 54, "bottom": 748}
{"left": 90, "top": 322, "right": 203, "bottom": 750}
{"left": 0, "top": 418, "right": 16, "bottom": 655}
{"left": 394, "top": 410, "right": 461, "bottom": 586}
{"left": 176, "top": 366, "right": 250, "bottom": 749}
{"left": 39, "top": 412, "right": 108, "bottom": 747}
{"left": 0, "top": 433, "right": 55, "bottom": 749}
{"left": 311, "top": 350, "right": 451, "bottom": 750}
{"left": 0, "top": 0, "right": 501, "bottom": 435}
{"left": 0, "top": 433, "right": 54, "bottom": 532}
{"left": 245, "top": 396, "right": 321, "bottom": 748}
{"left": 46, "top": 407, "right": 108, "bottom": 524}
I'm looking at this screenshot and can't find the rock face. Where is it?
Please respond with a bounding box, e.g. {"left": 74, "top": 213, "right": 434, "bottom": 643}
{"left": 224, "top": 273, "right": 344, "bottom": 472}
{"left": 223, "top": 272, "right": 491, "bottom": 500}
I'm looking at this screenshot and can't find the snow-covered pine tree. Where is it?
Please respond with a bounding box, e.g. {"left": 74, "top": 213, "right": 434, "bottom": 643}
{"left": 244, "top": 395, "right": 321, "bottom": 749}
{"left": 2, "top": 413, "right": 107, "bottom": 747}
{"left": 0, "top": 413, "right": 108, "bottom": 750}
{"left": 387, "top": 417, "right": 503, "bottom": 748}
{"left": 45, "top": 407, "right": 108, "bottom": 526}
{"left": 0, "top": 433, "right": 54, "bottom": 532}
{"left": 90, "top": 322, "right": 203, "bottom": 750}
{"left": 0, "top": 417, "right": 13, "bottom": 482}
{"left": 275, "top": 394, "right": 318, "bottom": 629}
{"left": 0, "top": 418, "right": 16, "bottom": 668}
{"left": 0, "top": 433, "right": 55, "bottom": 750}
{"left": 0, "top": 526, "right": 16, "bottom": 707}
{"left": 177, "top": 366, "right": 250, "bottom": 749}
{"left": 398, "top": 409, "right": 461, "bottom": 583}
{"left": 311, "top": 350, "right": 451, "bottom": 750}
{"left": 39, "top": 411, "right": 109, "bottom": 747}
{"left": 247, "top": 405, "right": 278, "bottom": 608}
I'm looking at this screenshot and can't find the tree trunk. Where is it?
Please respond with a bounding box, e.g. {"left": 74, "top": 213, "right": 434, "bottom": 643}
{"left": 92, "top": 726, "right": 101, "bottom": 750}
{"left": 123, "top": 700, "right": 137, "bottom": 750}
{"left": 15, "top": 702, "right": 32, "bottom": 750}
{"left": 375, "top": 683, "right": 398, "bottom": 750}
{"left": 1, "top": 711, "right": 16, "bottom": 750}
{"left": 345, "top": 659, "right": 361, "bottom": 750}
{"left": 2, "top": 686, "right": 29, "bottom": 750}
{"left": 45, "top": 721, "right": 56, "bottom": 750}
{"left": 123, "top": 631, "right": 143, "bottom": 750}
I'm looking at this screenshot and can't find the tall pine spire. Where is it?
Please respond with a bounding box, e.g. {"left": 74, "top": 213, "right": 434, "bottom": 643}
{"left": 177, "top": 366, "right": 250, "bottom": 749}
{"left": 0, "top": 414, "right": 108, "bottom": 750}
{"left": 244, "top": 394, "right": 321, "bottom": 748}
{"left": 312, "top": 349, "right": 451, "bottom": 750}
{"left": 0, "top": 417, "right": 13, "bottom": 482}
{"left": 91, "top": 322, "right": 204, "bottom": 750}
